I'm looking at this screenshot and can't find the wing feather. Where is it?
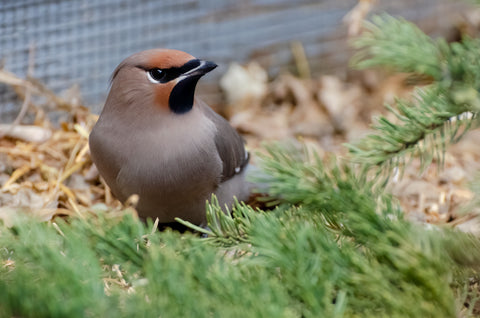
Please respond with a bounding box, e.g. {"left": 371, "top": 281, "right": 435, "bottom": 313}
{"left": 197, "top": 100, "right": 249, "bottom": 182}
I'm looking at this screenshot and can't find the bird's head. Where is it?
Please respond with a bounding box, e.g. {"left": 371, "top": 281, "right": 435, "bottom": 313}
{"left": 109, "top": 49, "right": 217, "bottom": 114}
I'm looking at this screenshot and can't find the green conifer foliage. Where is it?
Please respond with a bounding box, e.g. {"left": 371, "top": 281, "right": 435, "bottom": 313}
{"left": 348, "top": 15, "right": 480, "bottom": 178}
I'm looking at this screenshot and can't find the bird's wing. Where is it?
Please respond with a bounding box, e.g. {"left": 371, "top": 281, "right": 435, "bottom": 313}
{"left": 197, "top": 100, "right": 249, "bottom": 182}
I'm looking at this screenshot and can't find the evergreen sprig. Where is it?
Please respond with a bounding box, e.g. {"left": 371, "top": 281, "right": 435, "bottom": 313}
{"left": 176, "top": 196, "right": 260, "bottom": 247}
{"left": 352, "top": 14, "right": 441, "bottom": 78}
{"left": 348, "top": 14, "right": 480, "bottom": 177}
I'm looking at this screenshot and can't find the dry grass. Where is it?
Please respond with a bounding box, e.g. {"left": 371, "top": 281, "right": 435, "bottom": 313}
{"left": 0, "top": 67, "right": 123, "bottom": 227}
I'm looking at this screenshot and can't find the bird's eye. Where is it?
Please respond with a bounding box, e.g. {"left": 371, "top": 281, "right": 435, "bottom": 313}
{"left": 147, "top": 68, "right": 165, "bottom": 83}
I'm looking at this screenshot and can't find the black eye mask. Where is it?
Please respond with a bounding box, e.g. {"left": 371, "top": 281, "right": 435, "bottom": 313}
{"left": 140, "top": 59, "right": 201, "bottom": 83}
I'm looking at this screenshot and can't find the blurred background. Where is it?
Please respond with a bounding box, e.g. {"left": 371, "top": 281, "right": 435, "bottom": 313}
{"left": 0, "top": 0, "right": 467, "bottom": 118}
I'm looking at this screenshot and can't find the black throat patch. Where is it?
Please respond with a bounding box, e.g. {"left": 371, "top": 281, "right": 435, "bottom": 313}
{"left": 168, "top": 75, "right": 202, "bottom": 114}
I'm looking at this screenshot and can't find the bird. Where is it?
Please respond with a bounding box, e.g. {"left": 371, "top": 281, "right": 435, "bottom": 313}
{"left": 89, "top": 49, "right": 251, "bottom": 226}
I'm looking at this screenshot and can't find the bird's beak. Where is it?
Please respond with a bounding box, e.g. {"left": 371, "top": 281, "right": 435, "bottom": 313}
{"left": 183, "top": 60, "right": 217, "bottom": 78}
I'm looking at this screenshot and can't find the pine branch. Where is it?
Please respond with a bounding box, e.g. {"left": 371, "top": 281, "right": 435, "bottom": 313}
{"left": 351, "top": 14, "right": 441, "bottom": 78}
{"left": 252, "top": 143, "right": 396, "bottom": 231}
{"left": 348, "top": 14, "right": 480, "bottom": 177}
{"left": 346, "top": 87, "right": 477, "bottom": 177}
{"left": 67, "top": 211, "right": 149, "bottom": 270}
{"left": 204, "top": 196, "right": 259, "bottom": 246}
{"left": 0, "top": 216, "right": 115, "bottom": 317}
{"left": 251, "top": 144, "right": 480, "bottom": 316}
{"left": 176, "top": 196, "right": 260, "bottom": 247}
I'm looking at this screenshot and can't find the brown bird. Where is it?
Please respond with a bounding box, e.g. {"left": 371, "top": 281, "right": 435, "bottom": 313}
{"left": 89, "top": 49, "right": 250, "bottom": 226}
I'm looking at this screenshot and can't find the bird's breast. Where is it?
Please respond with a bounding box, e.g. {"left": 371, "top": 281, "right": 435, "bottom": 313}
{"left": 112, "top": 108, "right": 222, "bottom": 203}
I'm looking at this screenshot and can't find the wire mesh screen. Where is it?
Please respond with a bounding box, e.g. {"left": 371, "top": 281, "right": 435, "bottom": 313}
{"left": 0, "top": 0, "right": 462, "bottom": 120}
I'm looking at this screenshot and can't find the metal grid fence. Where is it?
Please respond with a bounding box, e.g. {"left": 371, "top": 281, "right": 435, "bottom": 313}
{"left": 0, "top": 0, "right": 462, "bottom": 119}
